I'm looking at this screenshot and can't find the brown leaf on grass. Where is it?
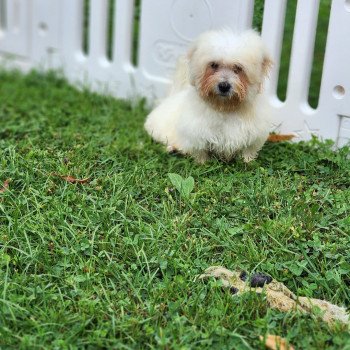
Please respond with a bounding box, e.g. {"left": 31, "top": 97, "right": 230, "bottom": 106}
{"left": 259, "top": 334, "right": 295, "bottom": 350}
{"left": 0, "top": 179, "right": 10, "bottom": 193}
{"left": 267, "top": 134, "right": 295, "bottom": 143}
{"left": 51, "top": 173, "right": 90, "bottom": 184}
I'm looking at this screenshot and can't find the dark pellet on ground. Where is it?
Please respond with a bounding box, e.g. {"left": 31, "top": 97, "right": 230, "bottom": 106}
{"left": 229, "top": 287, "right": 239, "bottom": 294}
{"left": 250, "top": 273, "right": 273, "bottom": 287}
{"left": 239, "top": 270, "right": 248, "bottom": 281}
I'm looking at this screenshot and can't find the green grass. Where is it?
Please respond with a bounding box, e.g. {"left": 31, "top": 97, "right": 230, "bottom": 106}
{"left": 0, "top": 71, "right": 350, "bottom": 349}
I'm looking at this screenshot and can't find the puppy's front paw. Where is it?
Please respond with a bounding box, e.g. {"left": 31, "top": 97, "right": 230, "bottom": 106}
{"left": 242, "top": 151, "right": 258, "bottom": 163}
{"left": 193, "top": 150, "right": 209, "bottom": 164}
{"left": 166, "top": 145, "right": 180, "bottom": 154}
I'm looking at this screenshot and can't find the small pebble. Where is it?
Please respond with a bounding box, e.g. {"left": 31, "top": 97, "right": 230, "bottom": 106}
{"left": 250, "top": 273, "right": 272, "bottom": 287}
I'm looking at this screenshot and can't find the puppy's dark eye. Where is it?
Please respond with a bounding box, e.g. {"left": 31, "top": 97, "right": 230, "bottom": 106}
{"left": 210, "top": 62, "right": 219, "bottom": 70}
{"left": 233, "top": 65, "right": 243, "bottom": 74}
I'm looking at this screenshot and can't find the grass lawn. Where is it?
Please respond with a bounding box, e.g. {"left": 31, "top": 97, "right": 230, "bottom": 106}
{"left": 0, "top": 71, "right": 349, "bottom": 349}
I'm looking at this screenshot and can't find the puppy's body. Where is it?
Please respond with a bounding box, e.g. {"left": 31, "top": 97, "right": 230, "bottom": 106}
{"left": 145, "top": 29, "right": 273, "bottom": 163}
{"left": 145, "top": 86, "right": 269, "bottom": 162}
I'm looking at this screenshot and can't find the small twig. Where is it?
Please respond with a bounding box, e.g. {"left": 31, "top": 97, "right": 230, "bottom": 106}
{"left": 51, "top": 173, "right": 90, "bottom": 184}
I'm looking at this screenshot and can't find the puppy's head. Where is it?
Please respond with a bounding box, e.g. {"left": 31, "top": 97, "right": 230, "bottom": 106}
{"left": 188, "top": 29, "right": 273, "bottom": 113}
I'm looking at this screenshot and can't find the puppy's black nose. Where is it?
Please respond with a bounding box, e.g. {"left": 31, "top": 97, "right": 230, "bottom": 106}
{"left": 218, "top": 82, "right": 231, "bottom": 94}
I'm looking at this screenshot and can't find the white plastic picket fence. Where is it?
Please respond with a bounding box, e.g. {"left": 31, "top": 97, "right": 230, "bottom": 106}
{"left": 0, "top": 0, "right": 350, "bottom": 146}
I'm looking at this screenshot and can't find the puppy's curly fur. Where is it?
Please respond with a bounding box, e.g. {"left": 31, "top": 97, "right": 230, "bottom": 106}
{"left": 145, "top": 29, "right": 273, "bottom": 163}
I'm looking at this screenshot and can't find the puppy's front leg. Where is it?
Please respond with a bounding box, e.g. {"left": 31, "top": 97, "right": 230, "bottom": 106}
{"left": 166, "top": 145, "right": 180, "bottom": 153}
{"left": 242, "top": 149, "right": 258, "bottom": 163}
{"left": 241, "top": 137, "right": 267, "bottom": 163}
{"left": 192, "top": 149, "right": 209, "bottom": 164}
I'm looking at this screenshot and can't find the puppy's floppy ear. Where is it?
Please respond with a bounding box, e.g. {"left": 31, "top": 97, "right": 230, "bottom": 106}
{"left": 187, "top": 43, "right": 197, "bottom": 86}
{"left": 258, "top": 53, "right": 273, "bottom": 93}
{"left": 262, "top": 54, "right": 274, "bottom": 78}
{"left": 187, "top": 42, "right": 197, "bottom": 60}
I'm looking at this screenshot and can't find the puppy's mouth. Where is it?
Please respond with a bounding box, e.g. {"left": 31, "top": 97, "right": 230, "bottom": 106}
{"left": 218, "top": 91, "right": 231, "bottom": 97}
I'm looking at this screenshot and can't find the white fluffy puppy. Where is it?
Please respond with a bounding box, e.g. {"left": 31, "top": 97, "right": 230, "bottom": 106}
{"left": 144, "top": 29, "right": 273, "bottom": 163}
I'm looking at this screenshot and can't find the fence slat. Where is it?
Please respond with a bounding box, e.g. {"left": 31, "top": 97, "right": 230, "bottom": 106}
{"left": 318, "top": 0, "right": 350, "bottom": 117}
{"left": 113, "top": 0, "right": 135, "bottom": 67}
{"left": 0, "top": 0, "right": 30, "bottom": 56}
{"left": 261, "top": 0, "right": 287, "bottom": 102}
{"left": 61, "top": 0, "right": 84, "bottom": 57}
{"left": 237, "top": 0, "right": 254, "bottom": 29}
{"left": 0, "top": 0, "right": 7, "bottom": 30}
{"left": 286, "top": 0, "right": 319, "bottom": 107}
{"left": 88, "top": 0, "right": 108, "bottom": 61}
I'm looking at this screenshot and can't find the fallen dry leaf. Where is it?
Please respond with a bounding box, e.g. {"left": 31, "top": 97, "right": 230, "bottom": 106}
{"left": 260, "top": 334, "right": 295, "bottom": 350}
{"left": 0, "top": 179, "right": 10, "bottom": 193}
{"left": 267, "top": 134, "right": 295, "bottom": 143}
{"left": 51, "top": 173, "right": 90, "bottom": 184}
